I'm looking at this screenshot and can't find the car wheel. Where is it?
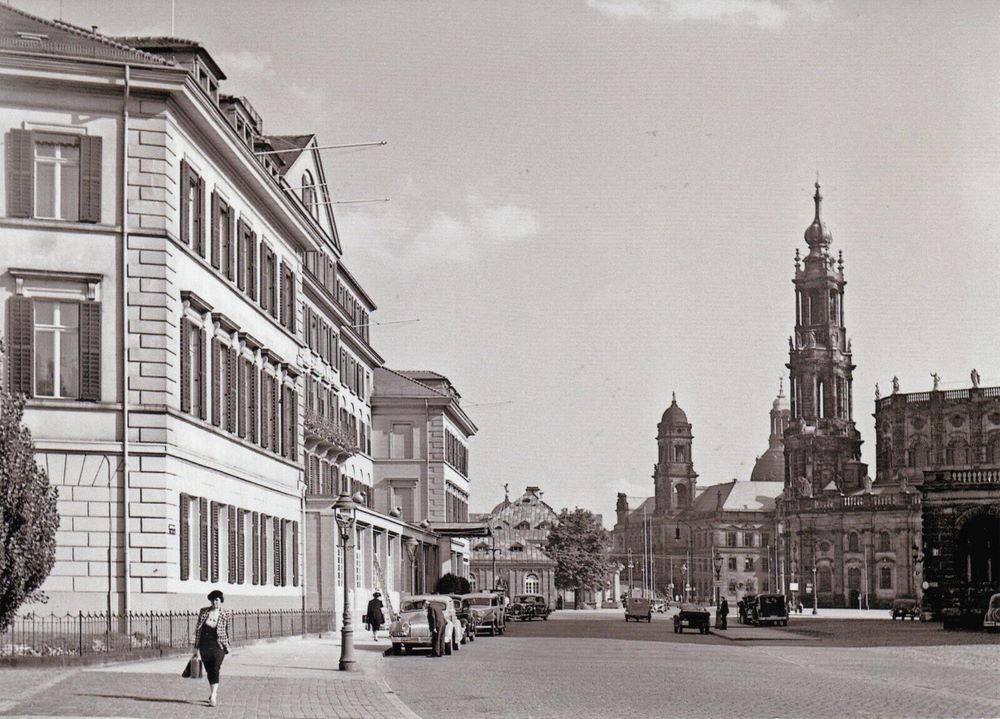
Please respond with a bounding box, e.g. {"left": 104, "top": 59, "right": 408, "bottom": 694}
{"left": 543, "top": 615, "right": 548, "bottom": 621}
{"left": 403, "top": 644, "right": 412, "bottom": 654}
{"left": 392, "top": 643, "right": 402, "bottom": 656}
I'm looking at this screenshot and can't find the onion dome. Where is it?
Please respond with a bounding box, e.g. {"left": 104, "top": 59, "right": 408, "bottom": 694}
{"left": 661, "top": 392, "right": 688, "bottom": 425}
{"left": 772, "top": 378, "right": 789, "bottom": 413}
{"left": 804, "top": 182, "right": 833, "bottom": 250}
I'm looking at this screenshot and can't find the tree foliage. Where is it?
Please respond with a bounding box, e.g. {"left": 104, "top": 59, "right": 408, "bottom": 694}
{"left": 544, "top": 508, "right": 613, "bottom": 607}
{"left": 0, "top": 368, "right": 59, "bottom": 632}
{"left": 433, "top": 572, "right": 471, "bottom": 595}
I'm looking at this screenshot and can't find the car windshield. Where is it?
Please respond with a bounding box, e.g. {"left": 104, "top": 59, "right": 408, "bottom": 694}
{"left": 401, "top": 600, "right": 427, "bottom": 611}
{"left": 467, "top": 597, "right": 493, "bottom": 606}
{"left": 990, "top": 595, "right": 1000, "bottom": 610}
{"left": 759, "top": 596, "right": 785, "bottom": 611}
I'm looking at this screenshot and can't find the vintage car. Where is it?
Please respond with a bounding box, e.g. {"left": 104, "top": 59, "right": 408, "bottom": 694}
{"left": 652, "top": 601, "right": 668, "bottom": 613}
{"left": 389, "top": 594, "right": 464, "bottom": 655}
{"left": 751, "top": 594, "right": 789, "bottom": 626}
{"left": 464, "top": 591, "right": 506, "bottom": 635}
{"left": 982, "top": 593, "right": 1000, "bottom": 632}
{"left": 891, "top": 598, "right": 920, "bottom": 621}
{"left": 624, "top": 596, "right": 652, "bottom": 622}
{"left": 449, "top": 595, "right": 476, "bottom": 642}
{"left": 507, "top": 594, "right": 551, "bottom": 621}
{"left": 673, "top": 603, "right": 711, "bottom": 634}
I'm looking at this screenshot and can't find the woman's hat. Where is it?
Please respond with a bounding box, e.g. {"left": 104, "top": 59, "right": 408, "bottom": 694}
{"left": 207, "top": 590, "right": 225, "bottom": 602}
{"left": 373, "top": 591, "right": 381, "bottom": 598}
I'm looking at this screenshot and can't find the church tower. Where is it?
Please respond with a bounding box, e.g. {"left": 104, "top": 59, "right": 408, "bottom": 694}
{"left": 654, "top": 393, "right": 698, "bottom": 515}
{"left": 784, "top": 183, "right": 866, "bottom": 496}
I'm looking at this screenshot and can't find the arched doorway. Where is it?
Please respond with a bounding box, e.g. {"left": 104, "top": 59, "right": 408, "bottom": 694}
{"left": 956, "top": 510, "right": 1000, "bottom": 584}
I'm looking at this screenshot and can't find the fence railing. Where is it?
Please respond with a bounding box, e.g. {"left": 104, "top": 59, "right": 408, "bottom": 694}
{"left": 0, "top": 609, "right": 332, "bottom": 660}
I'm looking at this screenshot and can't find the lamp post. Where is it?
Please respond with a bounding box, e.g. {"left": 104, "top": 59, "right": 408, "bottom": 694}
{"left": 812, "top": 564, "right": 818, "bottom": 615}
{"left": 713, "top": 550, "right": 723, "bottom": 610}
{"left": 489, "top": 534, "right": 500, "bottom": 592}
{"left": 404, "top": 536, "right": 418, "bottom": 595}
{"left": 681, "top": 563, "right": 688, "bottom": 602}
{"left": 911, "top": 543, "right": 924, "bottom": 603}
{"left": 333, "top": 492, "right": 358, "bottom": 672}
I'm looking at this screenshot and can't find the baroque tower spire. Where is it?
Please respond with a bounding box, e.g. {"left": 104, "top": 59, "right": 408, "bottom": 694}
{"left": 784, "top": 184, "right": 867, "bottom": 495}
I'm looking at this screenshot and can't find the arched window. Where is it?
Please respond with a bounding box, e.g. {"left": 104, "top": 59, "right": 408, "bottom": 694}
{"left": 988, "top": 433, "right": 1000, "bottom": 464}
{"left": 536, "top": 521, "right": 551, "bottom": 530}
{"left": 879, "top": 565, "right": 893, "bottom": 590}
{"left": 947, "top": 436, "right": 971, "bottom": 465}
{"left": 848, "top": 532, "right": 860, "bottom": 553}
{"left": 847, "top": 566, "right": 861, "bottom": 591}
{"left": 301, "top": 170, "right": 317, "bottom": 217}
{"left": 524, "top": 573, "right": 540, "bottom": 594}
{"left": 818, "top": 566, "right": 832, "bottom": 593}
{"left": 878, "top": 531, "right": 892, "bottom": 553}
{"left": 515, "top": 521, "right": 530, "bottom": 530}
{"left": 908, "top": 440, "right": 929, "bottom": 467}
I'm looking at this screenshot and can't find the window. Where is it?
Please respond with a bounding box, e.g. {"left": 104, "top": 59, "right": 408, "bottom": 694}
{"left": 390, "top": 423, "right": 414, "bottom": 459}
{"left": 179, "top": 317, "right": 206, "bottom": 419}
{"left": 279, "top": 261, "right": 296, "bottom": 332}
{"left": 728, "top": 579, "right": 737, "bottom": 593}
{"left": 879, "top": 565, "right": 892, "bottom": 590}
{"left": 515, "top": 521, "right": 530, "bottom": 531}
{"left": 7, "top": 130, "right": 101, "bottom": 222}
{"left": 445, "top": 430, "right": 469, "bottom": 476}
{"left": 760, "top": 532, "right": 770, "bottom": 547}
{"left": 726, "top": 531, "right": 737, "bottom": 547}
{"left": 818, "top": 567, "right": 832, "bottom": 593}
{"left": 744, "top": 557, "right": 754, "bottom": 572}
{"left": 727, "top": 556, "right": 737, "bottom": 571}
{"left": 878, "top": 531, "right": 892, "bottom": 553}
{"left": 946, "top": 436, "right": 971, "bottom": 465}
{"left": 391, "top": 483, "right": 415, "bottom": 523}
{"left": 524, "top": 573, "right": 540, "bottom": 594}
{"left": 847, "top": 566, "right": 861, "bottom": 592}
{"left": 761, "top": 556, "right": 769, "bottom": 572}
{"left": 848, "top": 532, "right": 860, "bottom": 553}
{"left": 6, "top": 295, "right": 100, "bottom": 401}
{"left": 211, "top": 192, "right": 234, "bottom": 278}
{"left": 180, "top": 161, "right": 205, "bottom": 254}
{"left": 301, "top": 170, "right": 317, "bottom": 218}
{"left": 675, "top": 526, "right": 681, "bottom": 540}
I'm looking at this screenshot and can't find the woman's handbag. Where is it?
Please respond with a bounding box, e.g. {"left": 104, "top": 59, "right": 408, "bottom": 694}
{"left": 181, "top": 656, "right": 203, "bottom": 679}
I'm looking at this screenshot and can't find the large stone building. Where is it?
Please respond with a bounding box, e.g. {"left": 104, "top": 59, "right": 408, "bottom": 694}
{"left": 0, "top": 4, "right": 460, "bottom": 620}
{"left": 776, "top": 184, "right": 920, "bottom": 609}
{"left": 874, "top": 379, "right": 1000, "bottom": 623}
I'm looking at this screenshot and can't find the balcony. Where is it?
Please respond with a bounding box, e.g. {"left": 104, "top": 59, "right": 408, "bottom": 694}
{"left": 303, "top": 408, "right": 357, "bottom": 464}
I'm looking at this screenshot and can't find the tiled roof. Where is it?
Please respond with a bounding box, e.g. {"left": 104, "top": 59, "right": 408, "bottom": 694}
{"left": 372, "top": 367, "right": 450, "bottom": 399}
{"left": 689, "top": 480, "right": 783, "bottom": 515}
{"left": 262, "top": 134, "right": 314, "bottom": 175}
{"left": 0, "top": 4, "right": 171, "bottom": 66}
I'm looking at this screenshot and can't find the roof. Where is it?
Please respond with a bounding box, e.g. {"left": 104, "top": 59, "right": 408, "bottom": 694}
{"left": 372, "top": 367, "right": 477, "bottom": 436}
{"left": 114, "top": 35, "right": 227, "bottom": 79}
{"left": 262, "top": 134, "right": 315, "bottom": 176}
{"left": 750, "top": 445, "right": 784, "bottom": 482}
{"left": 689, "top": 480, "right": 783, "bottom": 515}
{"left": 625, "top": 496, "right": 656, "bottom": 520}
{"left": 660, "top": 394, "right": 688, "bottom": 426}
{"left": 0, "top": 4, "right": 172, "bottom": 66}
{"left": 475, "top": 486, "right": 558, "bottom": 563}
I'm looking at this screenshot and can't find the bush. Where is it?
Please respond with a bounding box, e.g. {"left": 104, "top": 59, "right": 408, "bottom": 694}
{"left": 433, "top": 573, "right": 471, "bottom": 595}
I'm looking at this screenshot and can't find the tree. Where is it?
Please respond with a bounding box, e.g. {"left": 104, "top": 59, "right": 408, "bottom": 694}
{"left": 544, "top": 508, "right": 613, "bottom": 609}
{"left": 433, "top": 572, "right": 471, "bottom": 595}
{"left": 0, "top": 356, "right": 59, "bottom": 632}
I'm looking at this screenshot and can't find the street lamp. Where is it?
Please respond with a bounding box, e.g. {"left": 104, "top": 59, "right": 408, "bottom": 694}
{"left": 333, "top": 492, "right": 358, "bottom": 672}
{"left": 812, "top": 564, "right": 818, "bottom": 615}
{"left": 713, "top": 550, "right": 723, "bottom": 610}
{"left": 404, "top": 536, "right": 418, "bottom": 594}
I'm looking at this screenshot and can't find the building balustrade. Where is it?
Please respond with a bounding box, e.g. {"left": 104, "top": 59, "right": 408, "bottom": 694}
{"left": 781, "top": 492, "right": 920, "bottom": 514}
{"left": 303, "top": 407, "right": 358, "bottom": 463}
{"left": 929, "top": 468, "right": 1000, "bottom": 485}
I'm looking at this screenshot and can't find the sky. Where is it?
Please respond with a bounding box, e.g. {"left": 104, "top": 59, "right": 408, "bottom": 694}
{"left": 17, "top": 0, "right": 1000, "bottom": 525}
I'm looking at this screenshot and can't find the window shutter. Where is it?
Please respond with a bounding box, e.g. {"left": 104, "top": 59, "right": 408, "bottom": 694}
{"left": 210, "top": 192, "right": 221, "bottom": 269}
{"left": 226, "top": 347, "right": 237, "bottom": 433}
{"left": 210, "top": 501, "right": 220, "bottom": 583}
{"left": 179, "top": 319, "right": 191, "bottom": 414}
{"left": 248, "top": 233, "right": 258, "bottom": 301}
{"left": 179, "top": 161, "right": 190, "bottom": 245}
{"left": 259, "top": 515, "right": 268, "bottom": 585}
{"left": 79, "top": 135, "right": 102, "bottom": 223}
{"left": 258, "top": 368, "right": 268, "bottom": 450}
{"left": 292, "top": 521, "right": 300, "bottom": 587}
{"left": 278, "top": 261, "right": 287, "bottom": 328}
{"left": 237, "top": 509, "right": 246, "bottom": 584}
{"left": 211, "top": 338, "right": 221, "bottom": 427}
{"left": 259, "top": 245, "right": 269, "bottom": 313}
{"left": 179, "top": 494, "right": 190, "bottom": 581}
{"left": 6, "top": 129, "right": 33, "bottom": 218}
{"left": 78, "top": 301, "right": 101, "bottom": 401}
{"left": 289, "top": 385, "right": 297, "bottom": 461}
{"left": 271, "top": 376, "right": 279, "bottom": 452}
{"left": 248, "top": 363, "right": 258, "bottom": 443}
{"left": 237, "top": 356, "right": 247, "bottom": 439}
{"left": 6, "top": 296, "right": 34, "bottom": 396}
{"left": 287, "top": 269, "right": 296, "bottom": 333}
{"left": 198, "top": 327, "right": 207, "bottom": 420}
{"left": 273, "top": 516, "right": 282, "bottom": 586}
{"left": 236, "top": 219, "right": 247, "bottom": 291}
{"left": 199, "top": 497, "right": 209, "bottom": 581}
{"left": 196, "top": 176, "right": 206, "bottom": 258}
{"left": 280, "top": 384, "right": 289, "bottom": 459}
{"left": 228, "top": 505, "right": 237, "bottom": 584}
{"left": 251, "top": 511, "right": 260, "bottom": 585}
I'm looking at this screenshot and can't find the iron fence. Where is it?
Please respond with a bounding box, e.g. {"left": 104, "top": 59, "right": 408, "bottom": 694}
{"left": 0, "top": 609, "right": 332, "bottom": 659}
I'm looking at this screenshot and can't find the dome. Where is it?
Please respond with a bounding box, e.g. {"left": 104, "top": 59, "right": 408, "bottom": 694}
{"left": 661, "top": 392, "right": 688, "bottom": 426}
{"left": 804, "top": 182, "right": 832, "bottom": 250}
{"left": 751, "top": 445, "right": 784, "bottom": 482}
{"left": 771, "top": 379, "right": 789, "bottom": 413}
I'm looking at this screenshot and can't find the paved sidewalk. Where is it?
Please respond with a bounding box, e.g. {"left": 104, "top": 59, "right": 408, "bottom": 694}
{"left": 0, "top": 632, "right": 419, "bottom": 719}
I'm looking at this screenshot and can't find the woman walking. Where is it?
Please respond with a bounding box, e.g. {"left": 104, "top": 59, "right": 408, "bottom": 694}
{"left": 192, "top": 590, "right": 232, "bottom": 707}
{"left": 366, "top": 591, "right": 385, "bottom": 641}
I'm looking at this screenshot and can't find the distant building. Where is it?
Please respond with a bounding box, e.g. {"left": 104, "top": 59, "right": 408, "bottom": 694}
{"left": 750, "top": 381, "right": 790, "bottom": 482}
{"left": 874, "top": 380, "right": 1000, "bottom": 622}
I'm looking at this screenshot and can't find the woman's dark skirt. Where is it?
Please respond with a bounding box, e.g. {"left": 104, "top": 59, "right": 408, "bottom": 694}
{"left": 198, "top": 625, "right": 226, "bottom": 684}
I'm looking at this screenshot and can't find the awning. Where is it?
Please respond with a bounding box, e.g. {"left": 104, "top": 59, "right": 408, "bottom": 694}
{"left": 427, "top": 521, "right": 491, "bottom": 538}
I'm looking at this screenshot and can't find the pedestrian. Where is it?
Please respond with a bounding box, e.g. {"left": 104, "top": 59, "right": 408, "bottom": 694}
{"left": 191, "top": 589, "right": 232, "bottom": 707}
{"left": 737, "top": 599, "right": 745, "bottom": 624}
{"left": 366, "top": 592, "right": 385, "bottom": 641}
{"left": 426, "top": 600, "right": 448, "bottom": 657}
{"left": 719, "top": 598, "right": 729, "bottom": 630}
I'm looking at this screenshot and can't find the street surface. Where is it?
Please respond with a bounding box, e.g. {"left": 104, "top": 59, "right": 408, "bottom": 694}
{"left": 382, "top": 609, "right": 1000, "bottom": 719}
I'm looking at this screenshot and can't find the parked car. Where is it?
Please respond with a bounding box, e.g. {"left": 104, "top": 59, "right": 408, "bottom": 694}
{"left": 673, "top": 603, "right": 711, "bottom": 634}
{"left": 389, "top": 594, "right": 464, "bottom": 655}
{"left": 450, "top": 595, "right": 476, "bottom": 643}
{"left": 507, "top": 594, "right": 551, "bottom": 621}
{"left": 624, "top": 596, "right": 652, "bottom": 622}
{"left": 652, "top": 601, "right": 668, "bottom": 613}
{"left": 982, "top": 593, "right": 1000, "bottom": 632}
{"left": 751, "top": 594, "right": 789, "bottom": 627}
{"left": 464, "top": 591, "right": 506, "bottom": 636}
{"left": 891, "top": 598, "right": 920, "bottom": 621}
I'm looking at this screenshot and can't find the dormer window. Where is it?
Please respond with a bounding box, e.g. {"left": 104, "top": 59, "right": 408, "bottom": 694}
{"left": 301, "top": 170, "right": 317, "bottom": 219}
{"left": 515, "top": 521, "right": 530, "bottom": 530}
{"left": 509, "top": 543, "right": 524, "bottom": 553}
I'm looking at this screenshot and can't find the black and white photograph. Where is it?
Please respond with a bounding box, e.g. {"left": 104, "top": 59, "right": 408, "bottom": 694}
{"left": 0, "top": 1, "right": 998, "bottom": 717}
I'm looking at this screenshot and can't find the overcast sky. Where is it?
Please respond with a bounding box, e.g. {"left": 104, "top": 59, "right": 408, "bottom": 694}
{"left": 22, "top": 0, "right": 1000, "bottom": 524}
